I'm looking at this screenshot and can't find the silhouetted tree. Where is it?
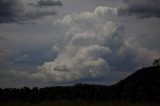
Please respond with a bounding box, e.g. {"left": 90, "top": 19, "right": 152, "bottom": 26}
{"left": 153, "top": 59, "right": 160, "bottom": 66}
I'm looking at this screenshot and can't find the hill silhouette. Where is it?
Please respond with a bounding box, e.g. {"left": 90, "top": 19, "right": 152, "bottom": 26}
{"left": 108, "top": 66, "right": 160, "bottom": 101}
{"left": 0, "top": 66, "right": 160, "bottom": 102}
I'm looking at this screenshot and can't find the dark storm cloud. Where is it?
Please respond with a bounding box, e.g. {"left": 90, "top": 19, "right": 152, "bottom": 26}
{"left": 0, "top": 36, "right": 6, "bottom": 40}
{"left": 0, "top": 0, "right": 59, "bottom": 24}
{"left": 30, "top": 0, "right": 63, "bottom": 7}
{"left": 118, "top": 0, "right": 160, "bottom": 18}
{"left": 25, "top": 10, "right": 57, "bottom": 21}
{"left": 0, "top": 0, "right": 24, "bottom": 24}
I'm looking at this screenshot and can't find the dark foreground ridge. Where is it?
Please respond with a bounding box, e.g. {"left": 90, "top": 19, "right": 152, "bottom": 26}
{"left": 109, "top": 66, "right": 160, "bottom": 101}
{"left": 0, "top": 66, "right": 160, "bottom": 102}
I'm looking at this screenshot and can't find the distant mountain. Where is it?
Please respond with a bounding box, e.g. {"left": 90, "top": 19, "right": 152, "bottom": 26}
{"left": 109, "top": 66, "right": 160, "bottom": 101}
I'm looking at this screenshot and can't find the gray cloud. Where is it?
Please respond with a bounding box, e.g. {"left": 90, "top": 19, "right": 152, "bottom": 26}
{"left": 0, "top": 0, "right": 24, "bottom": 24}
{"left": 0, "top": 0, "right": 59, "bottom": 24}
{"left": 0, "top": 36, "right": 6, "bottom": 40}
{"left": 118, "top": 0, "right": 160, "bottom": 18}
{"left": 30, "top": 0, "right": 63, "bottom": 7}
{"left": 25, "top": 9, "right": 57, "bottom": 21}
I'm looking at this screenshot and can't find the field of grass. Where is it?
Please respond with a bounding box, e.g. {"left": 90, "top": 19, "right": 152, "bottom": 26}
{"left": 0, "top": 100, "right": 160, "bottom": 106}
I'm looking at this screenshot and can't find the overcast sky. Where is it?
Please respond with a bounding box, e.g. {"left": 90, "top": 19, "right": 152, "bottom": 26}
{"left": 0, "top": 0, "right": 160, "bottom": 88}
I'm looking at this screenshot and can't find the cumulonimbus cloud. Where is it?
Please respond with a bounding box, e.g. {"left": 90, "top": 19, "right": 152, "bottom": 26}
{"left": 4, "top": 6, "right": 160, "bottom": 84}
{"left": 36, "top": 6, "right": 160, "bottom": 82}
{"left": 35, "top": 6, "right": 118, "bottom": 81}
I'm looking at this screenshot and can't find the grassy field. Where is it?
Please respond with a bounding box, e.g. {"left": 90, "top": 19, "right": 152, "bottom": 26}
{"left": 0, "top": 101, "right": 160, "bottom": 106}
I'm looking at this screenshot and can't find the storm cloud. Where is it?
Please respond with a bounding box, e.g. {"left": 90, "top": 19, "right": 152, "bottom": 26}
{"left": 0, "top": 0, "right": 60, "bottom": 24}
{"left": 118, "top": 0, "right": 160, "bottom": 18}
{"left": 30, "top": 0, "right": 63, "bottom": 7}
{"left": 35, "top": 6, "right": 159, "bottom": 82}
{"left": 0, "top": 1, "right": 160, "bottom": 87}
{"left": 0, "top": 0, "right": 24, "bottom": 23}
{"left": 5, "top": 6, "right": 159, "bottom": 83}
{"left": 24, "top": 9, "right": 57, "bottom": 21}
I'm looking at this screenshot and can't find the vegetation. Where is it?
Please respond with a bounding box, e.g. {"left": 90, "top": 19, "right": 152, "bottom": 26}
{"left": 0, "top": 66, "right": 160, "bottom": 105}
{"left": 153, "top": 59, "right": 160, "bottom": 66}
{"left": 0, "top": 101, "right": 160, "bottom": 106}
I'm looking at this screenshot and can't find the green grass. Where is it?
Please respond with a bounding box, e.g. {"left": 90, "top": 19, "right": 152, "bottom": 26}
{"left": 0, "top": 100, "right": 160, "bottom": 106}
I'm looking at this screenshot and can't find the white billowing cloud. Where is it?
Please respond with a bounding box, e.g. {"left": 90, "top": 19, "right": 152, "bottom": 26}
{"left": 36, "top": 6, "right": 160, "bottom": 82}
{"left": 39, "top": 45, "right": 111, "bottom": 81}
{"left": 37, "top": 6, "right": 117, "bottom": 81}
{"left": 51, "top": 44, "right": 60, "bottom": 54}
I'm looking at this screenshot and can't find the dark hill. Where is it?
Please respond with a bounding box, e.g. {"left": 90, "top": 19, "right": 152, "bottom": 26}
{"left": 109, "top": 66, "right": 160, "bottom": 101}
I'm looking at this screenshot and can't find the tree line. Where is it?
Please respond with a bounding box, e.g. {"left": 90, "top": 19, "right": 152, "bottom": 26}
{"left": 0, "top": 65, "right": 160, "bottom": 103}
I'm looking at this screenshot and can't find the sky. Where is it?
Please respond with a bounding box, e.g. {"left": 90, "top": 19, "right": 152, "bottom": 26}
{"left": 0, "top": 0, "right": 160, "bottom": 88}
